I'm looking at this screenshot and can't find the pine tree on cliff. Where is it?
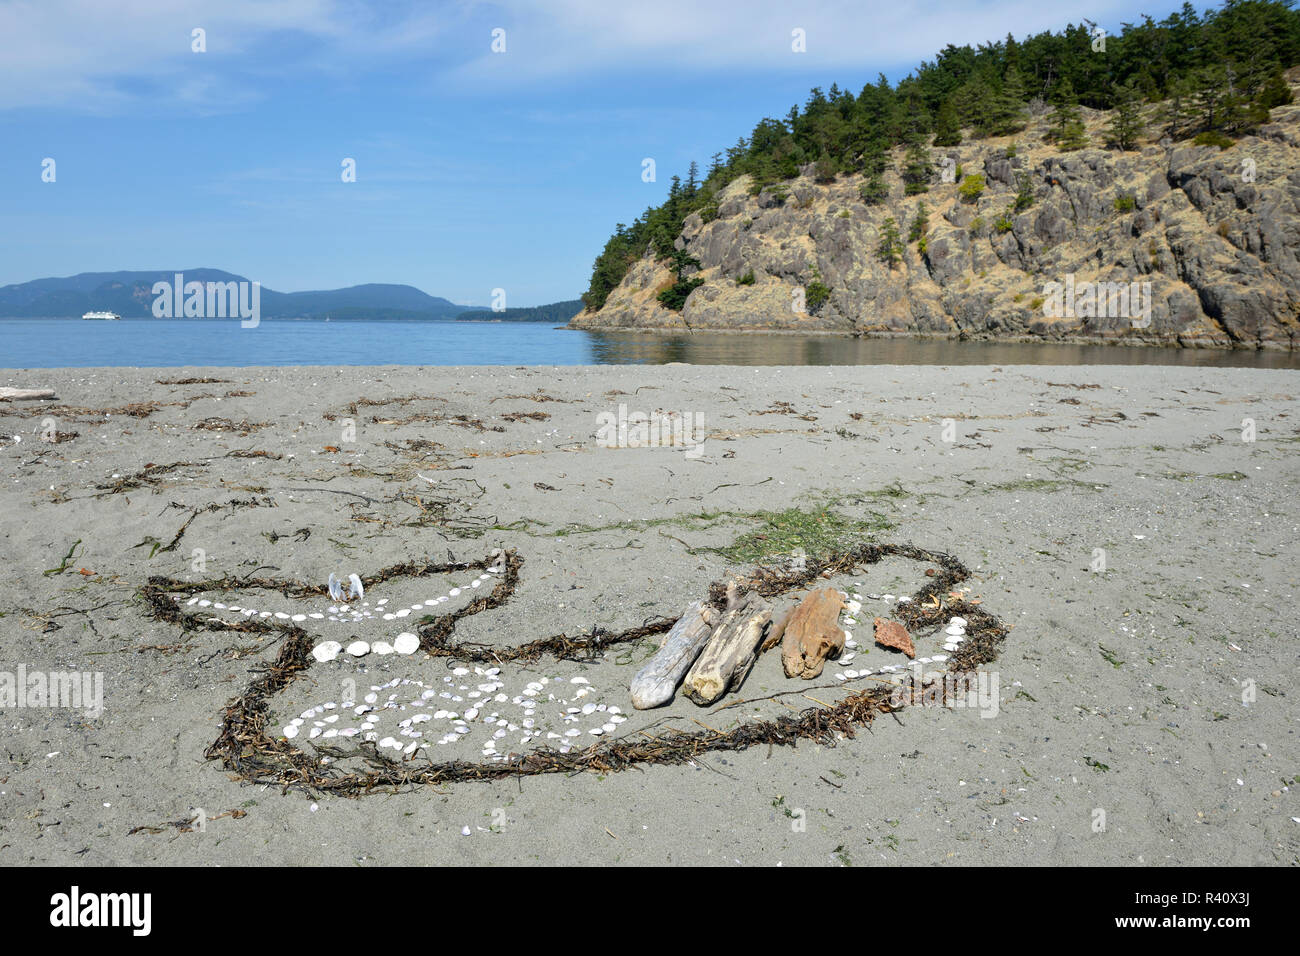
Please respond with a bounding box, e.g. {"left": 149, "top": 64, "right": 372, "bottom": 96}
{"left": 901, "top": 142, "right": 932, "bottom": 194}
{"left": 908, "top": 201, "right": 929, "bottom": 242}
{"left": 1258, "top": 68, "right": 1295, "bottom": 109}
{"left": 978, "top": 65, "right": 1028, "bottom": 137}
{"left": 1106, "top": 85, "right": 1146, "bottom": 150}
{"left": 1193, "top": 65, "right": 1246, "bottom": 132}
{"left": 1048, "top": 82, "right": 1090, "bottom": 150}
{"left": 876, "top": 218, "right": 903, "bottom": 270}
{"left": 1161, "top": 77, "right": 1196, "bottom": 138}
{"left": 932, "top": 100, "right": 962, "bottom": 147}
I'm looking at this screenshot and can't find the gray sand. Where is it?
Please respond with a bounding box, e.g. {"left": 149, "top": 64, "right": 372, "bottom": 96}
{"left": 0, "top": 363, "right": 1296, "bottom": 865}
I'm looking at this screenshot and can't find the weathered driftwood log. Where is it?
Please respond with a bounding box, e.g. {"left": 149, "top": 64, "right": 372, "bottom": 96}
{"left": 682, "top": 592, "right": 771, "bottom": 706}
{"left": 781, "top": 587, "right": 846, "bottom": 679}
{"left": 0, "top": 388, "right": 56, "bottom": 401}
{"left": 630, "top": 600, "right": 716, "bottom": 709}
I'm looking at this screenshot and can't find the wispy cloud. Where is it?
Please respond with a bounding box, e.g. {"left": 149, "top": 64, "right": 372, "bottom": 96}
{"left": 433, "top": 0, "right": 1145, "bottom": 86}
{"left": 2, "top": 0, "right": 1168, "bottom": 112}
{"left": 0, "top": 0, "right": 459, "bottom": 111}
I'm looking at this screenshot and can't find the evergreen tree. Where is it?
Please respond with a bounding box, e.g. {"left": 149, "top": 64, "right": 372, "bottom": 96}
{"left": 876, "top": 218, "right": 903, "bottom": 269}
{"left": 1162, "top": 77, "right": 1196, "bottom": 138}
{"left": 1052, "top": 104, "right": 1090, "bottom": 150}
{"left": 1048, "top": 81, "right": 1089, "bottom": 150}
{"left": 1046, "top": 80, "right": 1077, "bottom": 139}
{"left": 978, "top": 65, "right": 1029, "bottom": 136}
{"left": 901, "top": 143, "right": 932, "bottom": 194}
{"left": 908, "top": 201, "right": 929, "bottom": 242}
{"left": 859, "top": 174, "right": 888, "bottom": 205}
{"left": 1193, "top": 65, "right": 1246, "bottom": 132}
{"left": 932, "top": 100, "right": 962, "bottom": 147}
{"left": 1013, "top": 172, "right": 1035, "bottom": 212}
{"left": 1258, "top": 68, "right": 1295, "bottom": 109}
{"left": 1106, "top": 85, "right": 1145, "bottom": 149}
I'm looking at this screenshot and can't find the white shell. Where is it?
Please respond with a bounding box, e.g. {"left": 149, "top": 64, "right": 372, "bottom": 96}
{"left": 311, "top": 641, "right": 342, "bottom": 663}
{"left": 393, "top": 632, "right": 420, "bottom": 655}
{"left": 283, "top": 724, "right": 299, "bottom": 739}
{"left": 372, "top": 641, "right": 394, "bottom": 655}
{"left": 346, "top": 641, "right": 371, "bottom": 657}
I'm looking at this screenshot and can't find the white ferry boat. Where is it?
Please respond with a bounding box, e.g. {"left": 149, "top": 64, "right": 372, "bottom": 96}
{"left": 82, "top": 311, "right": 121, "bottom": 320}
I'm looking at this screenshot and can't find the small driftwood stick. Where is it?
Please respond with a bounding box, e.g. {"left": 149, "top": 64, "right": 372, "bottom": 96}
{"left": 630, "top": 600, "right": 716, "bottom": 709}
{"left": 781, "top": 587, "right": 845, "bottom": 679}
{"left": 761, "top": 606, "right": 793, "bottom": 653}
{"left": 0, "top": 388, "right": 57, "bottom": 401}
{"left": 682, "top": 592, "right": 771, "bottom": 706}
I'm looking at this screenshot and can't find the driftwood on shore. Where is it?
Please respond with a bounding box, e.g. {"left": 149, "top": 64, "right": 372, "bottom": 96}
{"left": 630, "top": 600, "right": 716, "bottom": 709}
{"left": 682, "top": 592, "right": 771, "bottom": 706}
{"left": 0, "top": 388, "right": 57, "bottom": 401}
{"left": 781, "top": 587, "right": 846, "bottom": 679}
{"left": 761, "top": 606, "right": 793, "bottom": 653}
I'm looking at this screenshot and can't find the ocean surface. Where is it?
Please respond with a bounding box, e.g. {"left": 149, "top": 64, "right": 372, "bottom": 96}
{"left": 2, "top": 317, "right": 1297, "bottom": 368}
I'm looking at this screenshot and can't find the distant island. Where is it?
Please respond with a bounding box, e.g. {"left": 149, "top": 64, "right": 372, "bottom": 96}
{"left": 455, "top": 299, "right": 584, "bottom": 323}
{"left": 0, "top": 269, "right": 579, "bottom": 323}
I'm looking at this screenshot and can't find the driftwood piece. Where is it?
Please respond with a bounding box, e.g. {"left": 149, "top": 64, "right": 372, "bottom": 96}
{"left": 0, "top": 388, "right": 57, "bottom": 401}
{"left": 760, "top": 606, "right": 793, "bottom": 653}
{"left": 682, "top": 592, "right": 771, "bottom": 706}
{"left": 781, "top": 587, "right": 845, "bottom": 679}
{"left": 630, "top": 600, "right": 716, "bottom": 709}
{"left": 873, "top": 617, "right": 915, "bottom": 658}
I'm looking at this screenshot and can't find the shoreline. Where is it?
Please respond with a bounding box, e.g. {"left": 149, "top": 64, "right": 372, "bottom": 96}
{"left": 569, "top": 322, "right": 1297, "bottom": 351}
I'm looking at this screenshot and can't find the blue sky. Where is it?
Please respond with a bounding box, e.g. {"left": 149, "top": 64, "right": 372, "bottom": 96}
{"left": 1, "top": 0, "right": 1190, "bottom": 307}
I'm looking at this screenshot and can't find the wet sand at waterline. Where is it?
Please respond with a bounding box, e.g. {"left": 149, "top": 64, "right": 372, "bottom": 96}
{"left": 0, "top": 363, "right": 1296, "bottom": 865}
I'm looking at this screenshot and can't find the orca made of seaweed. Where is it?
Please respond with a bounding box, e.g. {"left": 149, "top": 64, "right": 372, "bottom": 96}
{"left": 139, "top": 543, "right": 1008, "bottom": 796}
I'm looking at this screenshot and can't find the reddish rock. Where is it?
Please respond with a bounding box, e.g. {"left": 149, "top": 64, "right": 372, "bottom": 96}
{"left": 873, "top": 617, "right": 915, "bottom": 658}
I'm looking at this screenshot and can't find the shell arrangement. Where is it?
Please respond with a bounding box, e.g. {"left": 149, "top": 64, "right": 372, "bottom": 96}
{"left": 141, "top": 543, "right": 1009, "bottom": 795}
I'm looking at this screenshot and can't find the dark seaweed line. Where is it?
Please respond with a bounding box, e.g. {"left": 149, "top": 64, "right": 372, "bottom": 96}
{"left": 139, "top": 543, "right": 1007, "bottom": 796}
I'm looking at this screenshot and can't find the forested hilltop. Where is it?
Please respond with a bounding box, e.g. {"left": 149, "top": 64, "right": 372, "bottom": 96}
{"left": 575, "top": 1, "right": 1300, "bottom": 347}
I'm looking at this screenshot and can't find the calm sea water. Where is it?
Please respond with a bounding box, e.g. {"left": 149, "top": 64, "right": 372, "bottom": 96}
{"left": 2, "top": 317, "right": 1296, "bottom": 368}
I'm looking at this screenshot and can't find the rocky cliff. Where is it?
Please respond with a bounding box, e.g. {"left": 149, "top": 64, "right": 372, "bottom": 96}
{"left": 571, "top": 86, "right": 1300, "bottom": 349}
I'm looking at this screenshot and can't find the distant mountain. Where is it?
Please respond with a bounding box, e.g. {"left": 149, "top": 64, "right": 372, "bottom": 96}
{"left": 455, "top": 299, "right": 584, "bottom": 323}
{"left": 0, "top": 270, "right": 472, "bottom": 319}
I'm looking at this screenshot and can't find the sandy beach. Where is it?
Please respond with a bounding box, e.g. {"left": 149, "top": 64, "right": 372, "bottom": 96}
{"left": 1, "top": 363, "right": 1296, "bottom": 866}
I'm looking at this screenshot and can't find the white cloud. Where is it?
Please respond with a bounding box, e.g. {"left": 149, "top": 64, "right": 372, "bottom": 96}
{"left": 0, "top": 0, "right": 453, "bottom": 111}
{"left": 445, "top": 0, "right": 1153, "bottom": 86}
{"left": 0, "top": 0, "right": 1168, "bottom": 111}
